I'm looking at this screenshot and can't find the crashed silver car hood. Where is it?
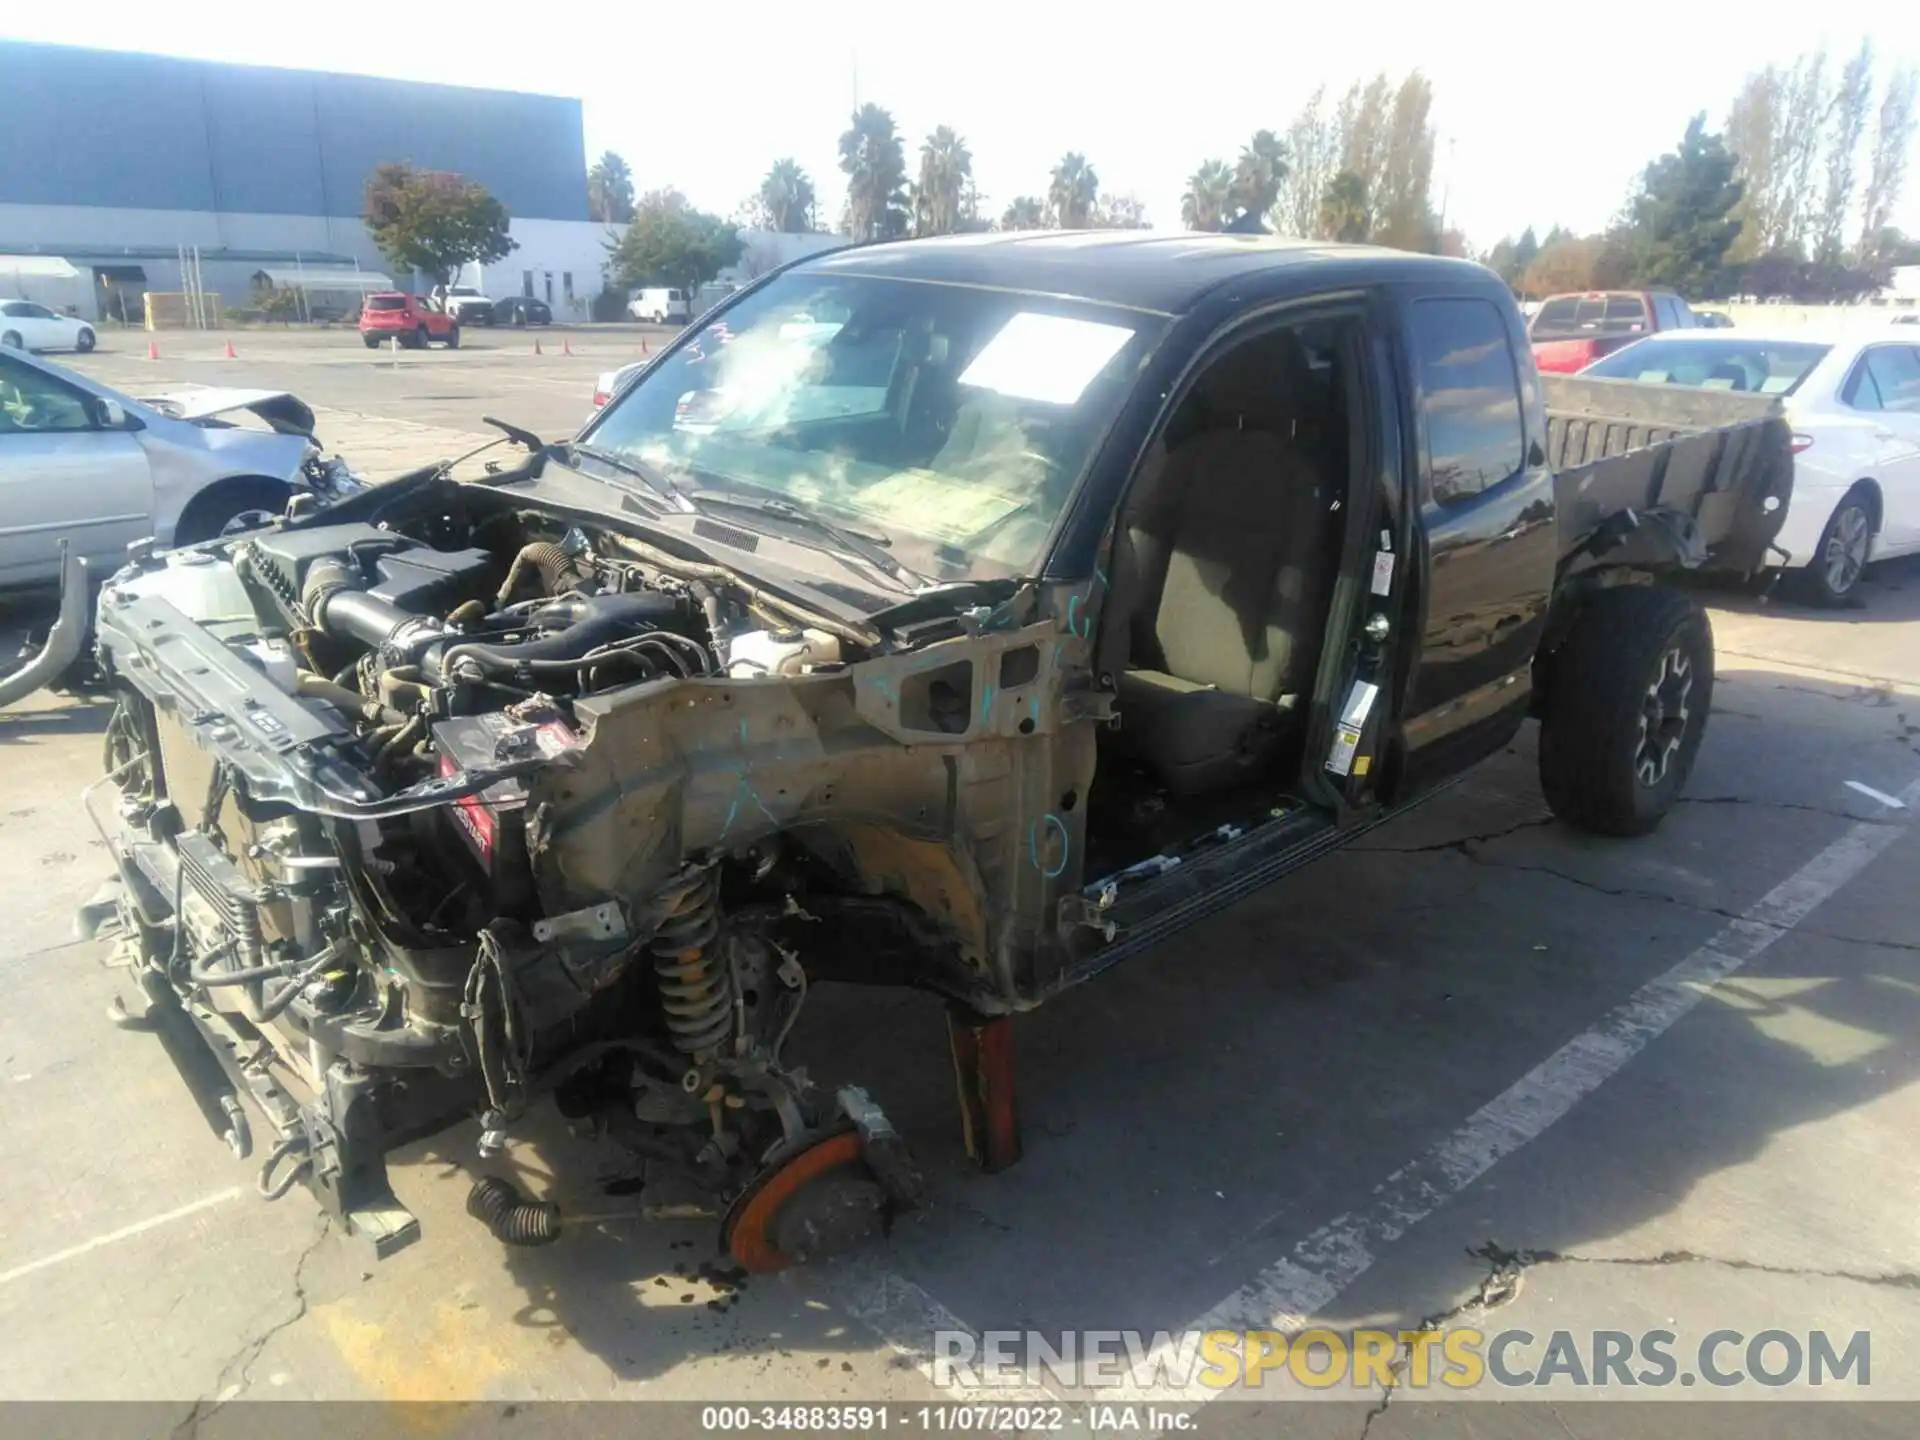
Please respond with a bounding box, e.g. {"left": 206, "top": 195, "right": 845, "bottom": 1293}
{"left": 138, "top": 388, "right": 318, "bottom": 437}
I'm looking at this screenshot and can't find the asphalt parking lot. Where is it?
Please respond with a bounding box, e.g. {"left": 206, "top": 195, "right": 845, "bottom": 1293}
{"left": 4, "top": 329, "right": 1919, "bottom": 1436}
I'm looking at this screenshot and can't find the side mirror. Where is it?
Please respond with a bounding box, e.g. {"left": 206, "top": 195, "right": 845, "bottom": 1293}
{"left": 96, "top": 398, "right": 140, "bottom": 431}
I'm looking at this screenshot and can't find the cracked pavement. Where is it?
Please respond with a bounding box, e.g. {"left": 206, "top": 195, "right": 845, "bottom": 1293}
{"left": 4, "top": 352, "right": 1919, "bottom": 1436}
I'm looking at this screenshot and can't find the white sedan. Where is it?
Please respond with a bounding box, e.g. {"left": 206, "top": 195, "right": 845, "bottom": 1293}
{"left": 1582, "top": 327, "right": 1920, "bottom": 603}
{"left": 0, "top": 299, "right": 96, "bottom": 354}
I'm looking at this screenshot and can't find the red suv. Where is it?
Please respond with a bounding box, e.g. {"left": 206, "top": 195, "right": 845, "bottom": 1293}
{"left": 359, "top": 293, "right": 460, "bottom": 349}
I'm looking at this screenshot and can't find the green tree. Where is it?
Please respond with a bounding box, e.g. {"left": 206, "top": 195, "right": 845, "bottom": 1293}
{"left": 1000, "top": 196, "right": 1046, "bottom": 230}
{"left": 914, "top": 126, "right": 973, "bottom": 237}
{"left": 759, "top": 159, "right": 816, "bottom": 233}
{"left": 1623, "top": 114, "right": 1744, "bottom": 297}
{"left": 1182, "top": 159, "right": 1234, "bottom": 232}
{"left": 839, "top": 104, "right": 909, "bottom": 241}
{"left": 1512, "top": 225, "right": 1540, "bottom": 276}
{"left": 1229, "top": 129, "right": 1289, "bottom": 225}
{"left": 1860, "top": 66, "right": 1919, "bottom": 261}
{"left": 1048, "top": 153, "right": 1099, "bottom": 229}
{"left": 587, "top": 151, "right": 636, "bottom": 224}
{"left": 363, "top": 162, "right": 516, "bottom": 284}
{"left": 606, "top": 188, "right": 743, "bottom": 296}
{"left": 1319, "top": 170, "right": 1372, "bottom": 242}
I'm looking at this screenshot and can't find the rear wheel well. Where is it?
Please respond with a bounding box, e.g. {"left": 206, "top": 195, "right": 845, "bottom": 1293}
{"left": 1844, "top": 479, "right": 1883, "bottom": 532}
{"left": 173, "top": 475, "right": 294, "bottom": 544}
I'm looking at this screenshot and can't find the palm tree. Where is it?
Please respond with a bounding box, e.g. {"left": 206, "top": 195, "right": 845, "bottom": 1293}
{"left": 838, "top": 104, "right": 908, "bottom": 242}
{"left": 1047, "top": 153, "right": 1099, "bottom": 229}
{"left": 1000, "top": 196, "right": 1046, "bottom": 231}
{"left": 914, "top": 126, "right": 973, "bottom": 237}
{"left": 759, "top": 159, "right": 816, "bottom": 233}
{"left": 1229, "top": 129, "right": 1289, "bottom": 226}
{"left": 1319, "top": 170, "right": 1372, "bottom": 242}
{"left": 587, "top": 151, "right": 636, "bottom": 224}
{"left": 1181, "top": 160, "right": 1234, "bottom": 232}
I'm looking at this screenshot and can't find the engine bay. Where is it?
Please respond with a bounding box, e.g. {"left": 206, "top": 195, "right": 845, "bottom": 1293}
{"left": 87, "top": 479, "right": 984, "bottom": 1263}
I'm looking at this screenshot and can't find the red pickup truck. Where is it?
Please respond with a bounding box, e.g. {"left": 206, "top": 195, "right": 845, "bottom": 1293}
{"left": 1529, "top": 289, "right": 1697, "bottom": 373}
{"left": 358, "top": 293, "right": 461, "bottom": 350}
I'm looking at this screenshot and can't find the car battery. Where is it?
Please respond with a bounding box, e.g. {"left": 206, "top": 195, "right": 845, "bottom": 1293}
{"left": 432, "top": 711, "right": 577, "bottom": 911}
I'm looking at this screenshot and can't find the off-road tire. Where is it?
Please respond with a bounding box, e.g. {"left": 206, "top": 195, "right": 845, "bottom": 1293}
{"left": 363, "top": 334, "right": 381, "bottom": 349}
{"left": 1538, "top": 585, "right": 1713, "bottom": 838}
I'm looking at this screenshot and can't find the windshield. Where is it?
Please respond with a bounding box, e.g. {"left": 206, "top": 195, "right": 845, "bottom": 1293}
{"left": 584, "top": 271, "right": 1161, "bottom": 582}
{"left": 1584, "top": 338, "right": 1832, "bottom": 395}
{"left": 366, "top": 296, "right": 407, "bottom": 311}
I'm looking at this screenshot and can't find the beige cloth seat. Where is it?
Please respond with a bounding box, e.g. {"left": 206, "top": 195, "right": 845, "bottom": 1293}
{"left": 1106, "top": 333, "right": 1337, "bottom": 794}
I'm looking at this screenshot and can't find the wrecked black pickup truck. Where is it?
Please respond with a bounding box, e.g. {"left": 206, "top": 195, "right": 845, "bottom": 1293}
{"left": 83, "top": 235, "right": 1792, "bottom": 1267}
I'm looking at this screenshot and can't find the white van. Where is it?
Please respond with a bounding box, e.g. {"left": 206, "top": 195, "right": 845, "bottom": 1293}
{"left": 628, "top": 288, "right": 691, "bottom": 324}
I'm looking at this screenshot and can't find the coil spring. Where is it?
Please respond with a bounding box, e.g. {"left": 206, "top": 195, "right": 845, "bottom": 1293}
{"left": 466, "top": 1175, "right": 562, "bottom": 1246}
{"left": 650, "top": 867, "right": 732, "bottom": 1058}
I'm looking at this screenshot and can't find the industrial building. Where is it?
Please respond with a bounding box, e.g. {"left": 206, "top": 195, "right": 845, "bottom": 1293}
{"left": 0, "top": 40, "right": 608, "bottom": 323}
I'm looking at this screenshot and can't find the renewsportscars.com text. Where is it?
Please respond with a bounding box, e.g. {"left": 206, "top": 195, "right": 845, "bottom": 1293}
{"left": 934, "top": 1327, "right": 1872, "bottom": 1391}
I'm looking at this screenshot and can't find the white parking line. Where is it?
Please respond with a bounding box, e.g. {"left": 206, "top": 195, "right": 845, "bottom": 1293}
{"left": 0, "top": 1187, "right": 243, "bottom": 1289}
{"left": 836, "top": 776, "right": 1919, "bottom": 1404}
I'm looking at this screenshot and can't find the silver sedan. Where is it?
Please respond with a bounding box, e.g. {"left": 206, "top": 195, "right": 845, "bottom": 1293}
{"left": 0, "top": 347, "right": 357, "bottom": 593}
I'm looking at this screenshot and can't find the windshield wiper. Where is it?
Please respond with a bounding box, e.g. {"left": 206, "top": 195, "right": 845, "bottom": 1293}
{"left": 560, "top": 441, "right": 690, "bottom": 512}
{"left": 687, "top": 491, "right": 932, "bottom": 593}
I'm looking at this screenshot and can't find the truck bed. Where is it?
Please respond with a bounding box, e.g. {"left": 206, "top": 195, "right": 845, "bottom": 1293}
{"left": 1543, "top": 374, "right": 1795, "bottom": 576}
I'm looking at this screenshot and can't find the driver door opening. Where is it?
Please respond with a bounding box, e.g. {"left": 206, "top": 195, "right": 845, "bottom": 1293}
{"left": 1084, "top": 313, "right": 1367, "bottom": 878}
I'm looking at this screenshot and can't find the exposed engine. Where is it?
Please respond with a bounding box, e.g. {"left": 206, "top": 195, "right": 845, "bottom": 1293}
{"left": 89, "top": 487, "right": 924, "bottom": 1264}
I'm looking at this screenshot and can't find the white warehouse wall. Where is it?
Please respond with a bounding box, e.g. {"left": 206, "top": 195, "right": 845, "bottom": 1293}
{"left": 460, "top": 218, "right": 615, "bottom": 319}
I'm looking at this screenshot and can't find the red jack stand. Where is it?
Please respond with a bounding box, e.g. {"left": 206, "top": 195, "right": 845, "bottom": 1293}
{"left": 947, "top": 1006, "right": 1022, "bottom": 1172}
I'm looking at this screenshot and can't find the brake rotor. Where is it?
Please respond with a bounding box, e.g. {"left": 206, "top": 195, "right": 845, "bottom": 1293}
{"left": 721, "top": 1130, "right": 887, "bottom": 1273}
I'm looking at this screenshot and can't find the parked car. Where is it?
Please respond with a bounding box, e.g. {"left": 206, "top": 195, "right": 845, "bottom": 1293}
{"left": 86, "top": 234, "right": 1789, "bottom": 1264}
{"left": 432, "top": 285, "right": 497, "bottom": 326}
{"left": 1694, "top": 310, "right": 1734, "bottom": 329}
{"left": 1582, "top": 327, "right": 1920, "bottom": 602}
{"left": 492, "top": 296, "right": 552, "bottom": 327}
{"left": 589, "top": 360, "right": 644, "bottom": 423}
{"left": 0, "top": 348, "right": 360, "bottom": 593}
{"left": 358, "top": 293, "right": 460, "bottom": 349}
{"left": 1530, "top": 289, "right": 1698, "bottom": 373}
{"left": 629, "top": 287, "right": 691, "bottom": 324}
{"left": 0, "top": 299, "right": 96, "bottom": 354}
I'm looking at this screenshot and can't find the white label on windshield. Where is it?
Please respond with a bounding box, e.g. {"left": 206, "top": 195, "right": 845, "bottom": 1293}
{"left": 957, "top": 312, "right": 1134, "bottom": 406}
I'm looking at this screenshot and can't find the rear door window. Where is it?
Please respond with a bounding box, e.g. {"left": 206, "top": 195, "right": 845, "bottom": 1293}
{"left": 1854, "top": 346, "right": 1920, "bottom": 413}
{"left": 1412, "top": 298, "right": 1528, "bottom": 503}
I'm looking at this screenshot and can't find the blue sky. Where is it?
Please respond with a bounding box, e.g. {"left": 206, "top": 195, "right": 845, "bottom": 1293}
{"left": 8, "top": 2, "right": 1919, "bottom": 247}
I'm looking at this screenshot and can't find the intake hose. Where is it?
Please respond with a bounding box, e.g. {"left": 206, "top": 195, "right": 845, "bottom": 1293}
{"left": 495, "top": 541, "right": 590, "bottom": 606}
{"left": 431, "top": 592, "right": 683, "bottom": 681}
{"left": 302, "top": 557, "right": 446, "bottom": 664}
{"left": 467, "top": 1175, "right": 562, "bottom": 1246}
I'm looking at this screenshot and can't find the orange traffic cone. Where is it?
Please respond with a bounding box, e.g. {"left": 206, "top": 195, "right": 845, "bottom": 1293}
{"left": 146, "top": 338, "right": 160, "bottom": 360}
{"left": 533, "top": 337, "right": 543, "bottom": 356}
{"left": 224, "top": 339, "right": 237, "bottom": 359}
{"left": 563, "top": 338, "right": 573, "bottom": 356}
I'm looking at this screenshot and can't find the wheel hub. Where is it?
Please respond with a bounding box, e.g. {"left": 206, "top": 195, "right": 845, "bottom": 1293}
{"left": 1824, "top": 504, "right": 1870, "bottom": 595}
{"left": 1635, "top": 646, "right": 1693, "bottom": 787}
